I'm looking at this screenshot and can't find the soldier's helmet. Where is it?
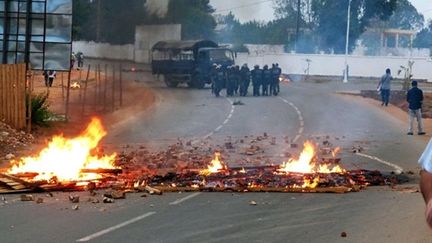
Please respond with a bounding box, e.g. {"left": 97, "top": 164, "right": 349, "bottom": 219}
{"left": 243, "top": 63, "right": 248, "bottom": 67}
{"left": 254, "top": 65, "right": 259, "bottom": 69}
{"left": 264, "top": 65, "right": 268, "bottom": 69}
{"left": 276, "top": 63, "right": 279, "bottom": 67}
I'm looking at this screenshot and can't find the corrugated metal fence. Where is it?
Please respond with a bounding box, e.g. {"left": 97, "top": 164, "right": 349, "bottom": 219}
{"left": 0, "top": 64, "right": 27, "bottom": 129}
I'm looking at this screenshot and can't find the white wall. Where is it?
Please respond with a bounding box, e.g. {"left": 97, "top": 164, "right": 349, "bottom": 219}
{"left": 73, "top": 41, "right": 134, "bottom": 61}
{"left": 236, "top": 53, "right": 432, "bottom": 81}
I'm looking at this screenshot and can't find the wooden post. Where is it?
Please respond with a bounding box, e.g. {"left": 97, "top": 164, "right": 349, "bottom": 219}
{"left": 61, "top": 72, "right": 64, "bottom": 100}
{"left": 26, "top": 70, "right": 33, "bottom": 133}
{"left": 81, "top": 65, "right": 91, "bottom": 119}
{"left": 79, "top": 68, "right": 83, "bottom": 101}
{"left": 65, "top": 71, "right": 72, "bottom": 122}
{"left": 119, "top": 64, "right": 123, "bottom": 107}
{"left": 103, "top": 64, "right": 108, "bottom": 112}
{"left": 112, "top": 64, "right": 116, "bottom": 111}
{"left": 94, "top": 64, "right": 99, "bottom": 108}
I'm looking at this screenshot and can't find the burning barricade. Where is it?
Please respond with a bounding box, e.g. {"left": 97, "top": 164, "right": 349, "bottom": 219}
{"left": 0, "top": 118, "right": 407, "bottom": 194}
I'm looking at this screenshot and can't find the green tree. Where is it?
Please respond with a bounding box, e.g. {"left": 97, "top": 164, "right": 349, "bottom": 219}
{"left": 165, "top": 0, "right": 216, "bottom": 40}
{"left": 414, "top": 21, "right": 432, "bottom": 49}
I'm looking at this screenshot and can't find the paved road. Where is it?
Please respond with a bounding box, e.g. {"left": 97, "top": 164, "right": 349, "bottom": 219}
{"left": 1, "top": 71, "right": 432, "bottom": 242}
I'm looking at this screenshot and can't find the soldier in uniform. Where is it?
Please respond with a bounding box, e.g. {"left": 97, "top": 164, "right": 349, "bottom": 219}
{"left": 214, "top": 65, "right": 225, "bottom": 97}
{"left": 275, "top": 63, "right": 282, "bottom": 94}
{"left": 271, "top": 64, "right": 281, "bottom": 96}
{"left": 226, "top": 66, "right": 235, "bottom": 97}
{"left": 210, "top": 63, "right": 218, "bottom": 94}
{"left": 233, "top": 65, "right": 241, "bottom": 96}
{"left": 262, "top": 65, "right": 271, "bottom": 96}
{"left": 240, "top": 64, "right": 251, "bottom": 96}
{"left": 251, "top": 65, "right": 262, "bottom": 97}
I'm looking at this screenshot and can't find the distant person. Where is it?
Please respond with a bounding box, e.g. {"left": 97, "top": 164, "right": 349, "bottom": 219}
{"left": 377, "top": 68, "right": 393, "bottom": 106}
{"left": 43, "top": 70, "right": 49, "bottom": 87}
{"left": 407, "top": 80, "right": 425, "bottom": 135}
{"left": 77, "top": 52, "right": 84, "bottom": 69}
{"left": 251, "top": 65, "right": 262, "bottom": 97}
{"left": 262, "top": 65, "right": 271, "bottom": 96}
{"left": 71, "top": 52, "right": 76, "bottom": 69}
{"left": 48, "top": 70, "right": 56, "bottom": 87}
{"left": 418, "top": 139, "right": 432, "bottom": 228}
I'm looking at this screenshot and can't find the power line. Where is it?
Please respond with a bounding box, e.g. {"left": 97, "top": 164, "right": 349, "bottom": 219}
{"left": 214, "top": 0, "right": 273, "bottom": 14}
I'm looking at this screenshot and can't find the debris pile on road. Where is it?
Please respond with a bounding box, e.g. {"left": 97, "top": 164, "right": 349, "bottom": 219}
{"left": 0, "top": 121, "right": 34, "bottom": 160}
{"left": 0, "top": 118, "right": 409, "bottom": 195}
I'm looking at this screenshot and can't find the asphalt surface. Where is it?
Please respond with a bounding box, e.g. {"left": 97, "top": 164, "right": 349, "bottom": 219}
{"left": 1, "top": 65, "right": 432, "bottom": 242}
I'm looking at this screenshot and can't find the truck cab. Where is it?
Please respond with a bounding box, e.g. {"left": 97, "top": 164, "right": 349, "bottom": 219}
{"left": 151, "top": 40, "right": 235, "bottom": 88}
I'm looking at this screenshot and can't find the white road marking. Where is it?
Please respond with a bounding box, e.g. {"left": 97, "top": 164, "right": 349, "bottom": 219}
{"left": 203, "top": 98, "right": 235, "bottom": 139}
{"left": 355, "top": 152, "right": 403, "bottom": 174}
{"left": 169, "top": 192, "right": 201, "bottom": 205}
{"left": 279, "top": 97, "right": 304, "bottom": 143}
{"left": 76, "top": 212, "right": 156, "bottom": 242}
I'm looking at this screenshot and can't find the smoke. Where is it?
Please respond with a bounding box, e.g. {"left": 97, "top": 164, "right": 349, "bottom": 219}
{"left": 145, "top": 0, "right": 170, "bottom": 17}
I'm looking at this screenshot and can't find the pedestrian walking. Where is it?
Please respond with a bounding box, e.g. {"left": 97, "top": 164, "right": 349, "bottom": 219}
{"left": 251, "top": 65, "right": 262, "bottom": 96}
{"left": 71, "top": 52, "right": 76, "bottom": 69}
{"left": 47, "top": 70, "right": 56, "bottom": 87}
{"left": 226, "top": 66, "right": 235, "bottom": 97}
{"left": 233, "top": 65, "right": 241, "bottom": 96}
{"left": 77, "top": 52, "right": 84, "bottom": 69}
{"left": 275, "top": 63, "right": 282, "bottom": 94}
{"left": 377, "top": 68, "right": 393, "bottom": 106}
{"left": 407, "top": 80, "right": 425, "bottom": 135}
{"left": 43, "top": 70, "right": 49, "bottom": 87}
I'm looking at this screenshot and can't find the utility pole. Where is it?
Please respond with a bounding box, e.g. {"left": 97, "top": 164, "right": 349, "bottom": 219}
{"left": 295, "top": 0, "right": 301, "bottom": 53}
{"left": 343, "top": 0, "right": 352, "bottom": 83}
{"left": 96, "top": 0, "right": 101, "bottom": 42}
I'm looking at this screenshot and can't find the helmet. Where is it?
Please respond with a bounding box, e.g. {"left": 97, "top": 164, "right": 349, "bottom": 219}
{"left": 254, "top": 65, "right": 259, "bottom": 68}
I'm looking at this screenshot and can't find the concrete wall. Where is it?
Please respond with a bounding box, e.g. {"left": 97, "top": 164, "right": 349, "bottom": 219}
{"left": 134, "top": 24, "right": 181, "bottom": 63}
{"left": 236, "top": 53, "right": 432, "bottom": 81}
{"left": 72, "top": 41, "right": 134, "bottom": 61}
{"left": 244, "top": 44, "right": 285, "bottom": 55}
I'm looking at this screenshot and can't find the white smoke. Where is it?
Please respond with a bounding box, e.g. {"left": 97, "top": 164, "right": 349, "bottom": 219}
{"left": 145, "top": 0, "right": 170, "bottom": 17}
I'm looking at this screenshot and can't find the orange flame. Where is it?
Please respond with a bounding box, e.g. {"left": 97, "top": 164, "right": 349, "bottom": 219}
{"left": 278, "top": 141, "right": 345, "bottom": 174}
{"left": 8, "top": 117, "right": 117, "bottom": 182}
{"left": 70, "top": 81, "right": 81, "bottom": 89}
{"left": 200, "top": 152, "right": 227, "bottom": 175}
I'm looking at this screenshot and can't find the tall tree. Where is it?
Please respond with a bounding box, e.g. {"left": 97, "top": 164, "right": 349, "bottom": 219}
{"left": 414, "top": 20, "right": 432, "bottom": 49}
{"left": 273, "top": 0, "right": 397, "bottom": 53}
{"left": 165, "top": 0, "right": 216, "bottom": 40}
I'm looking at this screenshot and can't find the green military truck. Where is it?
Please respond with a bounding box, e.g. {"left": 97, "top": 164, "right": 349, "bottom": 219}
{"left": 151, "top": 40, "right": 235, "bottom": 88}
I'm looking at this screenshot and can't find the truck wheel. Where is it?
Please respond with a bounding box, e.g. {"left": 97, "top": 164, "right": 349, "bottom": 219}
{"left": 164, "top": 76, "right": 179, "bottom": 88}
{"left": 191, "top": 74, "right": 205, "bottom": 89}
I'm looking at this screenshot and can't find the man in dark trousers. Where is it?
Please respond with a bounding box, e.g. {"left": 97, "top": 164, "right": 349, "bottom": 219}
{"left": 377, "top": 68, "right": 393, "bottom": 106}
{"left": 262, "top": 65, "right": 271, "bottom": 96}
{"left": 407, "top": 80, "right": 425, "bottom": 135}
{"left": 251, "top": 65, "right": 262, "bottom": 96}
{"left": 214, "top": 65, "right": 225, "bottom": 97}
{"left": 270, "top": 64, "right": 281, "bottom": 96}
{"left": 240, "top": 64, "right": 251, "bottom": 96}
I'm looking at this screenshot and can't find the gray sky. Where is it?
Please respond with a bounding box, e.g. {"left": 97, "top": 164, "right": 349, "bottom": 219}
{"left": 210, "top": 0, "right": 432, "bottom": 25}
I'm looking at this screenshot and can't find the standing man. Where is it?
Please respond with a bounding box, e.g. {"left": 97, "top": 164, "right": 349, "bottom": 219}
{"left": 407, "top": 80, "right": 425, "bottom": 135}
{"left": 377, "top": 68, "right": 393, "bottom": 106}
{"left": 214, "top": 65, "right": 225, "bottom": 97}
{"left": 251, "top": 65, "right": 262, "bottom": 97}
{"left": 48, "top": 70, "right": 57, "bottom": 87}
{"left": 240, "top": 64, "right": 251, "bottom": 96}
{"left": 262, "top": 65, "right": 271, "bottom": 96}
{"left": 77, "top": 52, "right": 84, "bottom": 69}
{"left": 275, "top": 63, "right": 282, "bottom": 94}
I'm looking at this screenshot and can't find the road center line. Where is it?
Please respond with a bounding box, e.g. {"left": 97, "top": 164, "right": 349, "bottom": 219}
{"left": 355, "top": 152, "right": 403, "bottom": 174}
{"left": 169, "top": 192, "right": 201, "bottom": 205}
{"left": 279, "top": 97, "right": 304, "bottom": 143}
{"left": 76, "top": 212, "right": 156, "bottom": 242}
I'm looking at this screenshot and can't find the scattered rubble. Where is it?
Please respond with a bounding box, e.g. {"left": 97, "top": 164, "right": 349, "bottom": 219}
{"left": 0, "top": 121, "right": 34, "bottom": 160}
{"left": 20, "top": 194, "right": 33, "bottom": 201}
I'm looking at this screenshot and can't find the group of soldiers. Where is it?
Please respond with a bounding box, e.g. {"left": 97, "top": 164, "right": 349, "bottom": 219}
{"left": 211, "top": 63, "right": 282, "bottom": 97}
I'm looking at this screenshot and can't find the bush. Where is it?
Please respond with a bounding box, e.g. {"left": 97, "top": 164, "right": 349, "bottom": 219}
{"left": 26, "top": 92, "right": 52, "bottom": 126}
